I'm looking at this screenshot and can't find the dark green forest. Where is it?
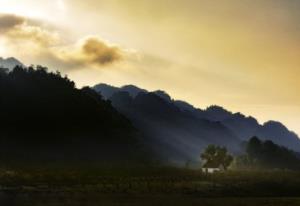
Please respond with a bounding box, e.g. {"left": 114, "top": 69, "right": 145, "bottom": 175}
{"left": 0, "top": 66, "right": 145, "bottom": 167}
{"left": 234, "top": 137, "right": 300, "bottom": 170}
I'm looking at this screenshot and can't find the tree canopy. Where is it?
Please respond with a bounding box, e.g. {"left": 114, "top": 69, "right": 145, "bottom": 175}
{"left": 201, "top": 145, "right": 233, "bottom": 170}
{"left": 0, "top": 66, "right": 144, "bottom": 167}
{"left": 234, "top": 136, "right": 300, "bottom": 170}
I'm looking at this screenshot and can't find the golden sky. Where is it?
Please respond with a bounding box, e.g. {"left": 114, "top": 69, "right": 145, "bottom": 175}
{"left": 0, "top": 0, "right": 299, "bottom": 135}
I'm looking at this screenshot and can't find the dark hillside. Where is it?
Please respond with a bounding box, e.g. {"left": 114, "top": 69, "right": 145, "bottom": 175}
{"left": 0, "top": 66, "right": 144, "bottom": 167}
{"left": 108, "top": 91, "right": 240, "bottom": 165}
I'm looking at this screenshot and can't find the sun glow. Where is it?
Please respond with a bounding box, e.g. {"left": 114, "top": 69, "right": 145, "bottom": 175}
{"left": 0, "top": 1, "right": 44, "bottom": 19}
{"left": 0, "top": 0, "right": 67, "bottom": 21}
{"left": 57, "top": 0, "right": 66, "bottom": 11}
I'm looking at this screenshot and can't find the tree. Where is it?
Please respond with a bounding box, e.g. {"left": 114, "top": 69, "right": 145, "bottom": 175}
{"left": 234, "top": 137, "right": 300, "bottom": 170}
{"left": 246, "top": 136, "right": 262, "bottom": 158}
{"left": 201, "top": 145, "right": 217, "bottom": 163}
{"left": 0, "top": 67, "right": 8, "bottom": 76}
{"left": 201, "top": 145, "right": 233, "bottom": 170}
{"left": 0, "top": 65, "right": 143, "bottom": 166}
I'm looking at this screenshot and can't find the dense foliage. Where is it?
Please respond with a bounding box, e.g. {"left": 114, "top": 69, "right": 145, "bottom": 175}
{"left": 234, "top": 137, "right": 300, "bottom": 170}
{"left": 201, "top": 145, "right": 233, "bottom": 170}
{"left": 0, "top": 66, "right": 143, "bottom": 167}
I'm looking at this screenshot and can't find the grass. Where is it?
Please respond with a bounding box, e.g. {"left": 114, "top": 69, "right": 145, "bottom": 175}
{"left": 3, "top": 194, "right": 300, "bottom": 206}
{"left": 0, "top": 167, "right": 300, "bottom": 205}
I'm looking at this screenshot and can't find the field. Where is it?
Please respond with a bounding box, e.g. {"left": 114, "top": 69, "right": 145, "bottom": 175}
{"left": 1, "top": 167, "right": 300, "bottom": 205}
{"left": 3, "top": 194, "right": 300, "bottom": 206}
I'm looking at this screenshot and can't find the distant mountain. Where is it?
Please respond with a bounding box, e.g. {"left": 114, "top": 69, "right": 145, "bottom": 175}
{"left": 153, "top": 90, "right": 172, "bottom": 103}
{"left": 174, "top": 100, "right": 196, "bottom": 113}
{"left": 256, "top": 121, "right": 300, "bottom": 151}
{"left": 121, "top": 85, "right": 147, "bottom": 97}
{"left": 202, "top": 107, "right": 300, "bottom": 151}
{"left": 94, "top": 83, "right": 147, "bottom": 99}
{"left": 0, "top": 57, "right": 24, "bottom": 70}
{"left": 177, "top": 104, "right": 300, "bottom": 151}
{"left": 94, "top": 83, "right": 120, "bottom": 99}
{"left": 95, "top": 86, "right": 241, "bottom": 165}
{"left": 205, "top": 106, "right": 233, "bottom": 121}
{"left": 94, "top": 84, "right": 300, "bottom": 157}
{"left": 222, "top": 113, "right": 260, "bottom": 141}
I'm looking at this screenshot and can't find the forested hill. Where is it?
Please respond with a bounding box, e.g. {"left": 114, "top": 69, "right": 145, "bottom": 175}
{"left": 0, "top": 66, "right": 144, "bottom": 167}
{"left": 236, "top": 137, "right": 300, "bottom": 170}
{"left": 94, "top": 83, "right": 300, "bottom": 157}
{"left": 94, "top": 84, "right": 241, "bottom": 164}
{"left": 0, "top": 57, "right": 23, "bottom": 70}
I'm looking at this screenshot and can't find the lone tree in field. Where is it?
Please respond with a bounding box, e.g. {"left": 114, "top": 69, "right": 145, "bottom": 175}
{"left": 201, "top": 145, "right": 233, "bottom": 170}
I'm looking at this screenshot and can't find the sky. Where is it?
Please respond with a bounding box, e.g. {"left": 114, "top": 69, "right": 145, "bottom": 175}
{"left": 0, "top": 0, "right": 299, "bottom": 135}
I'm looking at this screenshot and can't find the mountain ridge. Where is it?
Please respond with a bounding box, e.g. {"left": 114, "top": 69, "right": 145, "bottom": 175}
{"left": 108, "top": 90, "right": 240, "bottom": 164}
{"left": 0, "top": 66, "right": 146, "bottom": 167}
{"left": 94, "top": 83, "right": 300, "bottom": 154}
{"left": 0, "top": 57, "right": 24, "bottom": 70}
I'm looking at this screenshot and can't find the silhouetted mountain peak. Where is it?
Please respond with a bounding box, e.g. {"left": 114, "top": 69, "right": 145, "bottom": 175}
{"left": 248, "top": 120, "right": 300, "bottom": 152}
{"left": 261, "top": 120, "right": 298, "bottom": 137}
{"left": 134, "top": 92, "right": 175, "bottom": 111}
{"left": 94, "top": 84, "right": 148, "bottom": 100}
{"left": 206, "top": 105, "right": 230, "bottom": 113}
{"left": 205, "top": 105, "right": 233, "bottom": 121}
{"left": 153, "top": 90, "right": 172, "bottom": 103}
{"left": 121, "top": 85, "right": 147, "bottom": 97}
{"left": 6, "top": 57, "right": 21, "bottom": 62}
{"left": 174, "top": 100, "right": 196, "bottom": 112}
{"left": 93, "top": 83, "right": 119, "bottom": 99}
{"left": 263, "top": 120, "right": 287, "bottom": 130}
{"left": 94, "top": 83, "right": 300, "bottom": 152}
{"left": 0, "top": 57, "right": 24, "bottom": 70}
{"left": 231, "top": 113, "right": 258, "bottom": 123}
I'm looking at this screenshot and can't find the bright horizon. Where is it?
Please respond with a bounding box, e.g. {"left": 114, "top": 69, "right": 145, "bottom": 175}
{"left": 0, "top": 0, "right": 299, "bottom": 136}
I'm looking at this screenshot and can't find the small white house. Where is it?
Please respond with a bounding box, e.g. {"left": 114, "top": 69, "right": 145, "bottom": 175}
{"left": 202, "top": 161, "right": 225, "bottom": 174}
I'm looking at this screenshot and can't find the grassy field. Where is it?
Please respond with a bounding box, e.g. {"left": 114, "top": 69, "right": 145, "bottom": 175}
{"left": 3, "top": 194, "right": 300, "bottom": 206}
{"left": 1, "top": 167, "right": 300, "bottom": 205}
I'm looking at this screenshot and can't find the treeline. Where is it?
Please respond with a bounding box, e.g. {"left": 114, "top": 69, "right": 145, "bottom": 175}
{"left": 234, "top": 137, "right": 300, "bottom": 170}
{"left": 0, "top": 66, "right": 145, "bottom": 167}
{"left": 0, "top": 66, "right": 132, "bottom": 133}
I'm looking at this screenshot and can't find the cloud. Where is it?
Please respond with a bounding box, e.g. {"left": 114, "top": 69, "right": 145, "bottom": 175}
{"left": 0, "top": 14, "right": 25, "bottom": 32}
{"left": 0, "top": 13, "right": 127, "bottom": 70}
{"left": 7, "top": 25, "right": 60, "bottom": 47}
{"left": 52, "top": 36, "right": 126, "bottom": 69}
{"left": 82, "top": 37, "right": 122, "bottom": 65}
{"left": 0, "top": 13, "right": 59, "bottom": 47}
{"left": 76, "top": 37, "right": 123, "bottom": 66}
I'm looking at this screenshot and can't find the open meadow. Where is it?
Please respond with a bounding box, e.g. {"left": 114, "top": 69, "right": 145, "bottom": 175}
{"left": 1, "top": 167, "right": 300, "bottom": 205}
